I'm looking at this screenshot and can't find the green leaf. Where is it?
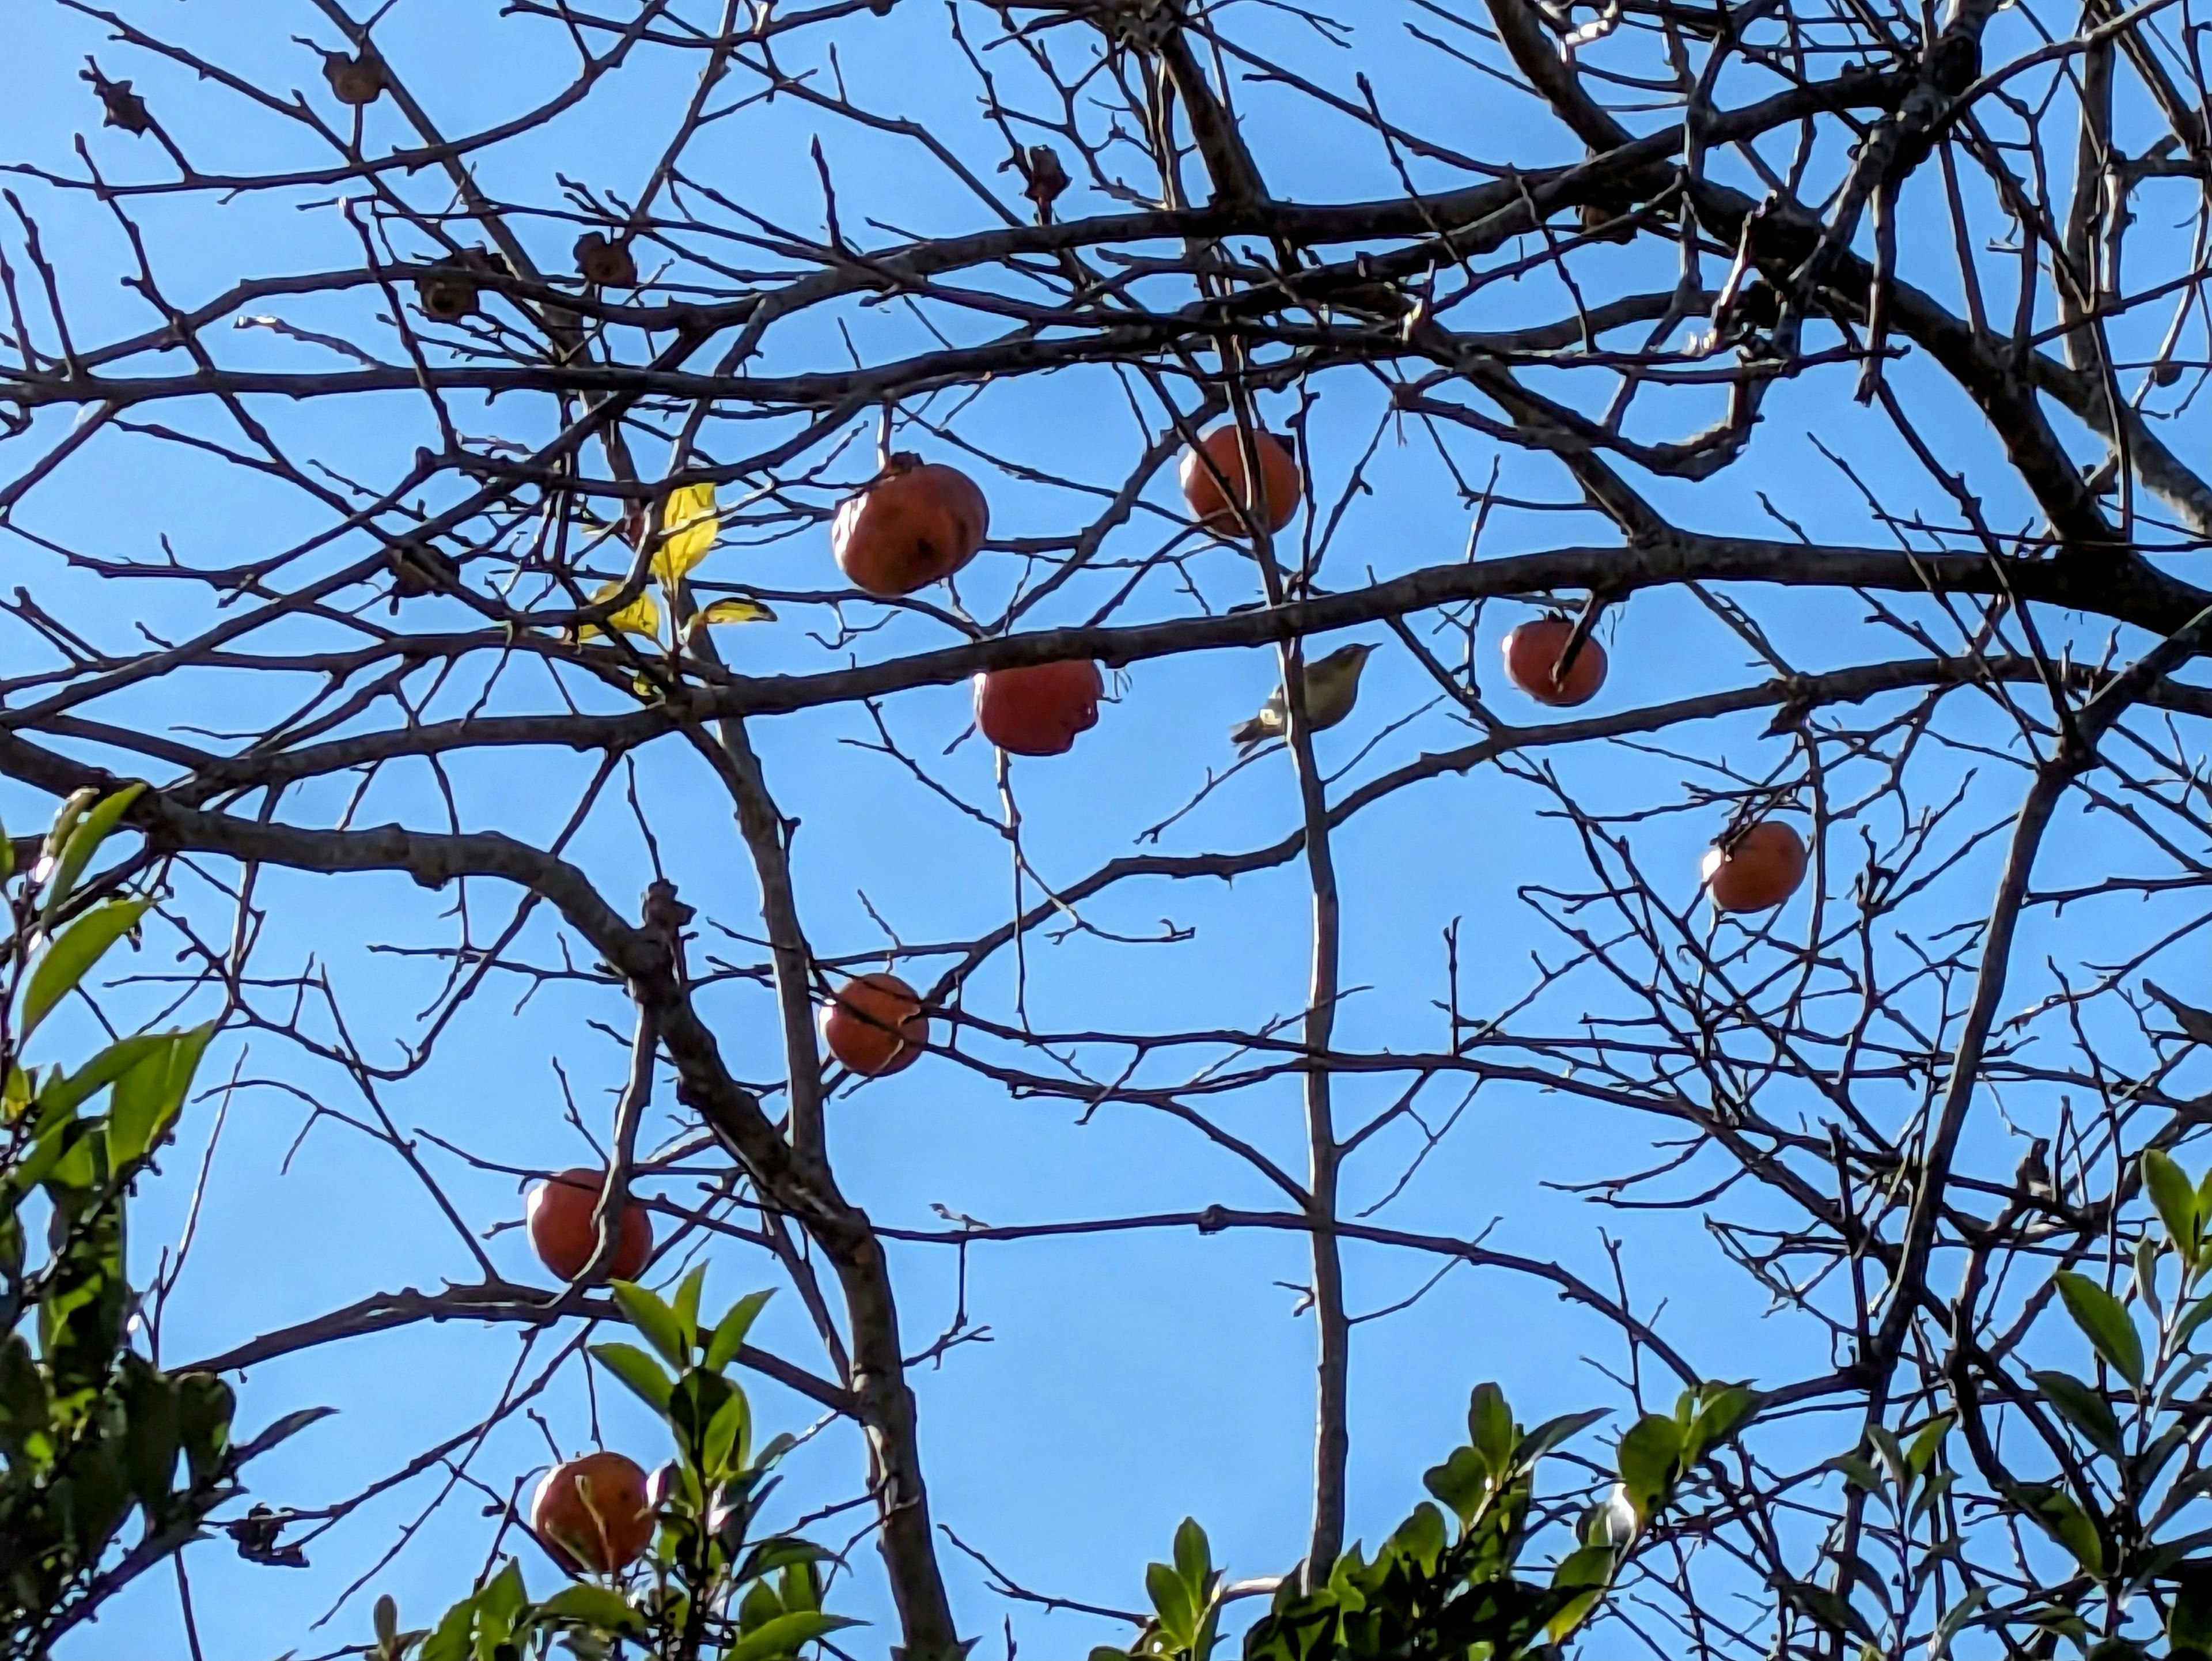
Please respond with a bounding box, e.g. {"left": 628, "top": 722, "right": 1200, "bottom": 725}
{"left": 1685, "top": 1384, "right": 1761, "bottom": 1466}
{"left": 232, "top": 1405, "right": 338, "bottom": 1466}
{"left": 702, "top": 1387, "right": 752, "bottom": 1480}
{"left": 108, "top": 1023, "right": 214, "bottom": 1166}
{"left": 2146, "top": 1151, "right": 2200, "bottom": 1265}
{"left": 1146, "top": 1561, "right": 1197, "bottom": 1647}
{"left": 2032, "top": 1371, "right": 2124, "bottom": 1458}
{"left": 589, "top": 1341, "right": 673, "bottom": 1416}
{"left": 1468, "top": 1382, "right": 1514, "bottom": 1477}
{"left": 420, "top": 1584, "right": 480, "bottom": 1661}
{"left": 706, "top": 1289, "right": 775, "bottom": 1374}
{"left": 175, "top": 1372, "right": 234, "bottom": 1485}
{"left": 1382, "top": 1501, "right": 1446, "bottom": 1575}
{"left": 538, "top": 1583, "right": 646, "bottom": 1637}
{"left": 724, "top": 1611, "right": 861, "bottom": 1661}
{"left": 1777, "top": 1579, "right": 1878, "bottom": 1644}
{"left": 1866, "top": 1424, "right": 1908, "bottom": 1491}
{"left": 1547, "top": 1539, "right": 1616, "bottom": 1639}
{"left": 41, "top": 783, "right": 146, "bottom": 920}
{"left": 1514, "top": 1408, "right": 1607, "bottom": 1471}
{"left": 1904, "top": 1414, "right": 1952, "bottom": 1477}
{"left": 2009, "top": 1482, "right": 2107, "bottom": 1576}
{"left": 611, "top": 1280, "right": 688, "bottom": 1369}
{"left": 1616, "top": 1413, "right": 1684, "bottom": 1514}
{"left": 21, "top": 898, "right": 152, "bottom": 1036}
{"left": 474, "top": 1561, "right": 528, "bottom": 1646}
{"left": 1929, "top": 1587, "right": 1987, "bottom": 1659}
{"left": 1831, "top": 1454, "right": 1885, "bottom": 1494}
{"left": 2168, "top": 1562, "right": 2212, "bottom": 1654}
{"left": 39, "top": 1033, "right": 173, "bottom": 1116}
{"left": 2176, "top": 1296, "right": 2212, "bottom": 1353}
{"left": 1173, "top": 1516, "right": 1211, "bottom": 1596}
{"left": 672, "top": 1263, "right": 708, "bottom": 1359}
{"left": 1422, "top": 1444, "right": 1487, "bottom": 1527}
{"left": 2054, "top": 1272, "right": 2146, "bottom": 1387}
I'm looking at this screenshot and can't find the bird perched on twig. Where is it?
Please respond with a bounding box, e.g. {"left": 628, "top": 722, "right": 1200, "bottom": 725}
{"left": 1230, "top": 642, "right": 1376, "bottom": 755}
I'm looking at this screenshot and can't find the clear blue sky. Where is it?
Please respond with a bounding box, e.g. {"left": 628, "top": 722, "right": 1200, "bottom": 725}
{"left": 6, "top": 2, "right": 2196, "bottom": 1658}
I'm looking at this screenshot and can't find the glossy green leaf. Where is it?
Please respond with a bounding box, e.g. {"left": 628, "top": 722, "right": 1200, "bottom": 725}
{"left": 1383, "top": 1500, "right": 1446, "bottom": 1575}
{"left": 723, "top": 1611, "right": 861, "bottom": 1661}
{"left": 419, "top": 1584, "right": 479, "bottom": 1661}
{"left": 611, "top": 1279, "right": 688, "bottom": 1369}
{"left": 474, "top": 1560, "right": 527, "bottom": 1645}
{"left": 2146, "top": 1151, "right": 2200, "bottom": 1265}
{"left": 702, "top": 1387, "right": 752, "bottom": 1480}
{"left": 538, "top": 1583, "right": 646, "bottom": 1636}
{"left": 108, "top": 1024, "right": 213, "bottom": 1166}
{"left": 2168, "top": 1563, "right": 2212, "bottom": 1654}
{"left": 1831, "top": 1454, "right": 1884, "bottom": 1494}
{"left": 1173, "top": 1516, "right": 1211, "bottom": 1596}
{"left": 1514, "top": 1408, "right": 1607, "bottom": 1471}
{"left": 2054, "top": 1272, "right": 2145, "bottom": 1387}
{"left": 1866, "top": 1424, "right": 1908, "bottom": 1491}
{"left": 175, "top": 1372, "right": 234, "bottom": 1485}
{"left": 1904, "top": 1414, "right": 1952, "bottom": 1477}
{"left": 672, "top": 1262, "right": 707, "bottom": 1358}
{"left": 2009, "top": 1482, "right": 2107, "bottom": 1576}
{"left": 706, "top": 1289, "right": 775, "bottom": 1375}
{"left": 2032, "top": 1371, "right": 2124, "bottom": 1458}
{"left": 1422, "top": 1444, "right": 1486, "bottom": 1527}
{"left": 1616, "top": 1413, "right": 1684, "bottom": 1512}
{"left": 1929, "top": 1587, "right": 1987, "bottom": 1659}
{"left": 1685, "top": 1383, "right": 1761, "bottom": 1465}
{"left": 2176, "top": 1296, "right": 2212, "bottom": 1353}
{"left": 1146, "top": 1561, "right": 1196, "bottom": 1647}
{"left": 41, "top": 783, "right": 145, "bottom": 919}
{"left": 39, "top": 1033, "right": 172, "bottom": 1117}
{"left": 21, "top": 898, "right": 151, "bottom": 1036}
{"left": 1777, "top": 1578, "right": 1878, "bottom": 1644}
{"left": 1468, "top": 1381, "right": 1514, "bottom": 1477}
{"left": 232, "top": 1405, "right": 338, "bottom": 1466}
{"left": 589, "top": 1341, "right": 673, "bottom": 1416}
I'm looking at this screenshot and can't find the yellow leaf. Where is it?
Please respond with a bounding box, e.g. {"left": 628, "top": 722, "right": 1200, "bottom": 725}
{"left": 578, "top": 581, "right": 661, "bottom": 642}
{"left": 654, "top": 482, "right": 718, "bottom": 585}
{"left": 692, "top": 597, "right": 777, "bottom": 629}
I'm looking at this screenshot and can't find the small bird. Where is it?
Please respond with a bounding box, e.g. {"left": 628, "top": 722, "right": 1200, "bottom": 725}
{"left": 2014, "top": 1137, "right": 2054, "bottom": 1205}
{"left": 1230, "top": 642, "right": 1376, "bottom": 755}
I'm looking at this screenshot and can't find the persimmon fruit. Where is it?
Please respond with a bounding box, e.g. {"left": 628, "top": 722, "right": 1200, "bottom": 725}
{"left": 821, "top": 972, "right": 929, "bottom": 1076}
{"left": 1179, "top": 427, "right": 1302, "bottom": 535}
{"left": 526, "top": 1168, "right": 653, "bottom": 1283}
{"left": 532, "top": 1451, "right": 654, "bottom": 1575}
{"left": 1502, "top": 616, "right": 1607, "bottom": 707}
{"left": 1702, "top": 821, "right": 1809, "bottom": 913}
{"left": 831, "top": 455, "right": 988, "bottom": 597}
{"left": 974, "top": 660, "right": 1103, "bottom": 756}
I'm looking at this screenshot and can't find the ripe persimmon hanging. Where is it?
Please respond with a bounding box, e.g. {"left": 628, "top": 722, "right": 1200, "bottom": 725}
{"left": 531, "top": 1452, "right": 654, "bottom": 1575}
{"left": 831, "top": 455, "right": 988, "bottom": 597}
{"left": 821, "top": 972, "right": 930, "bottom": 1076}
{"left": 525, "top": 1168, "right": 653, "bottom": 1283}
{"left": 1502, "top": 615, "right": 1608, "bottom": 707}
{"left": 974, "top": 660, "right": 1103, "bottom": 756}
{"left": 1179, "top": 427, "right": 1301, "bottom": 536}
{"left": 1702, "top": 821, "right": 1808, "bottom": 913}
